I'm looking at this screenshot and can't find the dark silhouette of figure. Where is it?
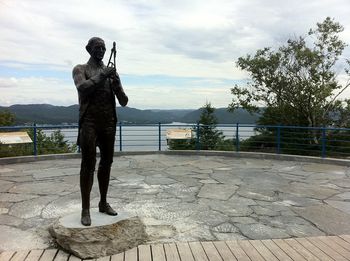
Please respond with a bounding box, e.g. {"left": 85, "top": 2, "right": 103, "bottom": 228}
{"left": 72, "top": 37, "right": 128, "bottom": 226}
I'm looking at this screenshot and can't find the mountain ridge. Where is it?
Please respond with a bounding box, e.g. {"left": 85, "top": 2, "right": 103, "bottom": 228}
{"left": 0, "top": 104, "right": 260, "bottom": 125}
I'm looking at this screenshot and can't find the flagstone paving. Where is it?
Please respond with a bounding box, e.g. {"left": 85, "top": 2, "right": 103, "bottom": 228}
{"left": 0, "top": 154, "right": 350, "bottom": 251}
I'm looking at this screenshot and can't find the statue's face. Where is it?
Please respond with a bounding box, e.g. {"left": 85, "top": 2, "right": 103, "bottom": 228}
{"left": 90, "top": 40, "right": 106, "bottom": 61}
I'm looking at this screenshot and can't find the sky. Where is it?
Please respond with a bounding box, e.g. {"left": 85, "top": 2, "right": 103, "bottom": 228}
{"left": 1, "top": 0, "right": 350, "bottom": 109}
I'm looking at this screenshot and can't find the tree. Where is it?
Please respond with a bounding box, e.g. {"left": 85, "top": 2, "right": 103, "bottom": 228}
{"left": 197, "top": 102, "right": 225, "bottom": 150}
{"left": 169, "top": 102, "right": 228, "bottom": 150}
{"left": 0, "top": 110, "right": 15, "bottom": 126}
{"left": 229, "top": 17, "right": 350, "bottom": 128}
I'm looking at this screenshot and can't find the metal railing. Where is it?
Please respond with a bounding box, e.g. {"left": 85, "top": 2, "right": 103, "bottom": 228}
{"left": 1, "top": 123, "right": 350, "bottom": 159}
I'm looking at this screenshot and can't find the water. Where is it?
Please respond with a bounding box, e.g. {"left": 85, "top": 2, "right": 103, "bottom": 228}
{"left": 42, "top": 123, "right": 256, "bottom": 151}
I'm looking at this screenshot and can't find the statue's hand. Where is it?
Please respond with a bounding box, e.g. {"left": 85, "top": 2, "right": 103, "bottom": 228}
{"left": 101, "top": 67, "right": 116, "bottom": 79}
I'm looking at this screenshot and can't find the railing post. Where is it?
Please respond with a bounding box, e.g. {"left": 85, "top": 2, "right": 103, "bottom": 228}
{"left": 277, "top": 126, "right": 281, "bottom": 154}
{"left": 158, "top": 122, "right": 161, "bottom": 151}
{"left": 119, "top": 122, "right": 122, "bottom": 152}
{"left": 196, "top": 123, "right": 200, "bottom": 151}
{"left": 33, "top": 123, "right": 37, "bottom": 156}
{"left": 321, "top": 127, "right": 326, "bottom": 158}
{"left": 235, "top": 123, "right": 240, "bottom": 152}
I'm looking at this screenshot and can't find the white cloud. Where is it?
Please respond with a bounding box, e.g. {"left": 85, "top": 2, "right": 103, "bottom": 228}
{"left": 1, "top": 0, "right": 350, "bottom": 108}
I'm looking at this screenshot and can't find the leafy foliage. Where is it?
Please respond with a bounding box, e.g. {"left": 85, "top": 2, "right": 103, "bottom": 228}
{"left": 169, "top": 102, "right": 234, "bottom": 151}
{"left": 0, "top": 110, "right": 15, "bottom": 126}
{"left": 229, "top": 17, "right": 350, "bottom": 128}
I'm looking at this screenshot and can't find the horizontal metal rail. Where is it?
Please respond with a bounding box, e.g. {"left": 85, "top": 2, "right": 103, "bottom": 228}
{"left": 0, "top": 123, "right": 350, "bottom": 159}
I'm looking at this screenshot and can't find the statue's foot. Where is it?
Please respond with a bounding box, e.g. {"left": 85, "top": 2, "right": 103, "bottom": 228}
{"left": 99, "top": 202, "right": 118, "bottom": 216}
{"left": 81, "top": 209, "right": 91, "bottom": 226}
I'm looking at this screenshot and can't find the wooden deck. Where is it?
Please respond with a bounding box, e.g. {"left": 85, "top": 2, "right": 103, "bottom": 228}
{"left": 1, "top": 235, "right": 350, "bottom": 261}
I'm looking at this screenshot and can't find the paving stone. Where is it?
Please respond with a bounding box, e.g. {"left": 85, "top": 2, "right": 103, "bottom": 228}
{"left": 213, "top": 232, "right": 248, "bottom": 241}
{"left": 212, "top": 222, "right": 239, "bottom": 233}
{"left": 251, "top": 205, "right": 280, "bottom": 217}
{"left": 0, "top": 180, "right": 14, "bottom": 192}
{"left": 198, "top": 184, "right": 238, "bottom": 200}
{"left": 32, "top": 168, "right": 79, "bottom": 179}
{"left": 230, "top": 217, "right": 257, "bottom": 224}
{"left": 10, "top": 195, "right": 58, "bottom": 219}
{"left": 0, "top": 193, "right": 39, "bottom": 203}
{"left": 145, "top": 176, "right": 177, "bottom": 185}
{"left": 190, "top": 210, "right": 229, "bottom": 226}
{"left": 330, "top": 179, "right": 350, "bottom": 188}
{"left": 0, "top": 214, "right": 23, "bottom": 226}
{"left": 0, "top": 225, "right": 47, "bottom": 251}
{"left": 116, "top": 174, "right": 145, "bottom": 183}
{"left": 9, "top": 181, "right": 75, "bottom": 195}
{"left": 237, "top": 188, "right": 277, "bottom": 202}
{"left": 236, "top": 223, "right": 290, "bottom": 240}
{"left": 284, "top": 224, "right": 326, "bottom": 238}
{"left": 0, "top": 168, "right": 15, "bottom": 174}
{"left": 281, "top": 182, "right": 338, "bottom": 200}
{"left": 277, "top": 194, "right": 321, "bottom": 207}
{"left": 0, "top": 208, "right": 8, "bottom": 214}
{"left": 325, "top": 200, "right": 350, "bottom": 215}
{"left": 329, "top": 191, "right": 350, "bottom": 201}
{"left": 303, "top": 163, "right": 347, "bottom": 174}
{"left": 199, "top": 179, "right": 219, "bottom": 184}
{"left": 293, "top": 205, "right": 350, "bottom": 234}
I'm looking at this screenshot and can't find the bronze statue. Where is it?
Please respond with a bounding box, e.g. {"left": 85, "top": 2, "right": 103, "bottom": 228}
{"left": 73, "top": 37, "right": 128, "bottom": 226}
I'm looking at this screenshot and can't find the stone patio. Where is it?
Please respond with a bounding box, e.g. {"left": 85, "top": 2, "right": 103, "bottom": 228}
{"left": 1, "top": 153, "right": 350, "bottom": 252}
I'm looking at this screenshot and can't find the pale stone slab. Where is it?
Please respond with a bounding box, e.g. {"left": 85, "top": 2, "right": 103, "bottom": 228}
{"left": 236, "top": 223, "right": 290, "bottom": 239}
{"left": 198, "top": 184, "right": 237, "bottom": 200}
{"left": 293, "top": 205, "right": 350, "bottom": 234}
{"left": 0, "top": 225, "right": 47, "bottom": 251}
{"left": 0, "top": 193, "right": 38, "bottom": 203}
{"left": 10, "top": 195, "right": 58, "bottom": 218}
{"left": 325, "top": 200, "right": 350, "bottom": 215}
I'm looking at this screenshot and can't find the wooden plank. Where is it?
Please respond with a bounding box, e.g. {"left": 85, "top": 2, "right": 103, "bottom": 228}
{"left": 307, "top": 237, "right": 347, "bottom": 261}
{"left": 201, "top": 242, "right": 222, "bottom": 261}
{"left": 273, "top": 239, "right": 307, "bottom": 261}
{"left": 188, "top": 242, "right": 209, "bottom": 261}
{"left": 261, "top": 240, "right": 293, "bottom": 261}
{"left": 340, "top": 235, "right": 350, "bottom": 244}
{"left": 54, "top": 250, "right": 70, "bottom": 261}
{"left": 295, "top": 238, "right": 333, "bottom": 261}
{"left": 318, "top": 236, "right": 350, "bottom": 259}
{"left": 176, "top": 242, "right": 194, "bottom": 261}
{"left": 0, "top": 251, "right": 15, "bottom": 261}
{"left": 124, "top": 247, "right": 137, "bottom": 261}
{"left": 213, "top": 241, "right": 237, "bottom": 261}
{"left": 8, "top": 251, "right": 29, "bottom": 261}
{"left": 284, "top": 238, "right": 319, "bottom": 261}
{"left": 138, "top": 245, "right": 151, "bottom": 261}
{"left": 110, "top": 252, "right": 124, "bottom": 261}
{"left": 67, "top": 255, "right": 81, "bottom": 261}
{"left": 238, "top": 240, "right": 264, "bottom": 261}
{"left": 96, "top": 256, "right": 111, "bottom": 261}
{"left": 39, "top": 249, "right": 58, "bottom": 261}
{"left": 225, "top": 240, "right": 250, "bottom": 261}
{"left": 249, "top": 240, "right": 278, "bottom": 261}
{"left": 164, "top": 243, "right": 180, "bottom": 261}
{"left": 333, "top": 236, "right": 350, "bottom": 252}
{"left": 25, "top": 250, "right": 44, "bottom": 261}
{"left": 151, "top": 244, "right": 166, "bottom": 261}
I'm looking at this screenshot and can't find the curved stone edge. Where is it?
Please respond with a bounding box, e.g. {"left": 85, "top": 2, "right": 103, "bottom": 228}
{"left": 1, "top": 150, "right": 350, "bottom": 166}
{"left": 49, "top": 216, "right": 148, "bottom": 259}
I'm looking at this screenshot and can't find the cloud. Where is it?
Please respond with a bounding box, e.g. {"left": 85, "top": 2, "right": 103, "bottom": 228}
{"left": 1, "top": 0, "right": 350, "bottom": 108}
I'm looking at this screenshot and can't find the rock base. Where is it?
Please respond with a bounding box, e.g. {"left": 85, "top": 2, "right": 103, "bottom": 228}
{"left": 49, "top": 210, "right": 148, "bottom": 259}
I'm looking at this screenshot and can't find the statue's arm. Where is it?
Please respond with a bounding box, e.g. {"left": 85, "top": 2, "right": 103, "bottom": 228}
{"left": 72, "top": 65, "right": 98, "bottom": 95}
{"left": 112, "top": 73, "right": 128, "bottom": 107}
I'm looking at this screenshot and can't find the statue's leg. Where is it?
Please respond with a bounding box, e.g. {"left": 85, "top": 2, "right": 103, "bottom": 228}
{"left": 97, "top": 125, "right": 117, "bottom": 215}
{"left": 79, "top": 123, "right": 97, "bottom": 225}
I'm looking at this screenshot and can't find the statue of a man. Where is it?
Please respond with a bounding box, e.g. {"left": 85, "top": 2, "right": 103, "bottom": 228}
{"left": 72, "top": 37, "right": 128, "bottom": 226}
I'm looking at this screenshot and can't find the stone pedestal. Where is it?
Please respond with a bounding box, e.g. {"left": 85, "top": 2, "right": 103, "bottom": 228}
{"left": 49, "top": 210, "right": 148, "bottom": 259}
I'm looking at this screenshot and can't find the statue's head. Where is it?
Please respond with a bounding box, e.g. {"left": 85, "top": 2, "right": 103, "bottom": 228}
{"left": 86, "top": 37, "right": 106, "bottom": 61}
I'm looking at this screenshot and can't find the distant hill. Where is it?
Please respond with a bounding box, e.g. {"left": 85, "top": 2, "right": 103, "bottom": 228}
{"left": 0, "top": 104, "right": 260, "bottom": 125}
{"left": 180, "top": 107, "right": 260, "bottom": 124}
